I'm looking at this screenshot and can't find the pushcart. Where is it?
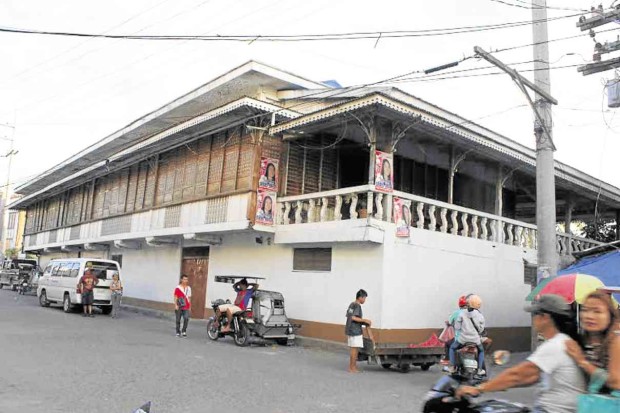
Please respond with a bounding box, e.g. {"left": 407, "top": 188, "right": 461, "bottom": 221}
{"left": 358, "top": 335, "right": 444, "bottom": 373}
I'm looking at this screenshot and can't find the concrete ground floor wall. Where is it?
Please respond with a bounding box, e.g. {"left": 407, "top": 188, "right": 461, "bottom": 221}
{"left": 34, "top": 227, "right": 537, "bottom": 351}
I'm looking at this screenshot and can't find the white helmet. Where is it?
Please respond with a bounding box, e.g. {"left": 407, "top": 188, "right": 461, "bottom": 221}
{"left": 467, "top": 294, "right": 483, "bottom": 310}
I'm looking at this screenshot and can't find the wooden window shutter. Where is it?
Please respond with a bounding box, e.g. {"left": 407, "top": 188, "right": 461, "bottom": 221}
{"left": 286, "top": 143, "right": 304, "bottom": 196}
{"left": 293, "top": 248, "right": 332, "bottom": 272}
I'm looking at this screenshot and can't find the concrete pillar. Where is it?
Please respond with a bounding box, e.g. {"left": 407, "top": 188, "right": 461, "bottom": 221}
{"left": 494, "top": 166, "right": 503, "bottom": 217}
{"left": 564, "top": 194, "right": 574, "bottom": 235}
{"left": 448, "top": 147, "right": 455, "bottom": 204}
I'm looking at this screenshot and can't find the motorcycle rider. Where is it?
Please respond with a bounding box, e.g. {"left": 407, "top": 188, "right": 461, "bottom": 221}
{"left": 457, "top": 294, "right": 586, "bottom": 413}
{"left": 216, "top": 278, "right": 259, "bottom": 333}
{"left": 441, "top": 295, "right": 468, "bottom": 369}
{"left": 449, "top": 294, "right": 486, "bottom": 376}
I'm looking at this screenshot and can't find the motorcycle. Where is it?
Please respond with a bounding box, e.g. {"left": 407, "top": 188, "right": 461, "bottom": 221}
{"left": 451, "top": 342, "right": 486, "bottom": 383}
{"left": 206, "top": 298, "right": 252, "bottom": 347}
{"left": 422, "top": 376, "right": 528, "bottom": 413}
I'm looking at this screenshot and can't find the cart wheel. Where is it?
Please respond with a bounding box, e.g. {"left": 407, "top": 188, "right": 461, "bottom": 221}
{"left": 381, "top": 363, "right": 392, "bottom": 370}
{"left": 206, "top": 319, "right": 220, "bottom": 341}
{"left": 421, "top": 363, "right": 433, "bottom": 371}
{"left": 276, "top": 338, "right": 289, "bottom": 346}
{"left": 233, "top": 321, "right": 250, "bottom": 347}
{"left": 398, "top": 364, "right": 411, "bottom": 373}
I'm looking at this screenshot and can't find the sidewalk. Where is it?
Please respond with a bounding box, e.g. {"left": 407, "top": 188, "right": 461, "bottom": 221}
{"left": 120, "top": 303, "right": 530, "bottom": 361}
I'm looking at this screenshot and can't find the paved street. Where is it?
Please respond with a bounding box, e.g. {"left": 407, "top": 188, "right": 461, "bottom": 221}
{"left": 0, "top": 289, "right": 534, "bottom": 413}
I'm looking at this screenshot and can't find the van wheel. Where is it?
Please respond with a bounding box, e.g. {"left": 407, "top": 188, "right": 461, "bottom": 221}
{"left": 63, "top": 294, "right": 73, "bottom": 313}
{"left": 39, "top": 290, "right": 50, "bottom": 307}
{"left": 101, "top": 307, "right": 112, "bottom": 315}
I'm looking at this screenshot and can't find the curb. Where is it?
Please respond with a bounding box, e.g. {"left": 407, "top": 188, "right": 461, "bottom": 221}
{"left": 121, "top": 303, "right": 348, "bottom": 353}
{"left": 121, "top": 304, "right": 176, "bottom": 322}
{"left": 295, "top": 336, "right": 348, "bottom": 354}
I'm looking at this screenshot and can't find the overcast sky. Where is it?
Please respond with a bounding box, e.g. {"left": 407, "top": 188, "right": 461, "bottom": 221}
{"left": 0, "top": 0, "right": 618, "bottom": 193}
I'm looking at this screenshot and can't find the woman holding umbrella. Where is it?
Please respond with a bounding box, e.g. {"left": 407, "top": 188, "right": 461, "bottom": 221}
{"left": 565, "top": 291, "right": 620, "bottom": 393}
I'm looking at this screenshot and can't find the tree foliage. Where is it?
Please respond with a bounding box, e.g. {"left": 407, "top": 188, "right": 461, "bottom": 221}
{"left": 581, "top": 219, "right": 617, "bottom": 243}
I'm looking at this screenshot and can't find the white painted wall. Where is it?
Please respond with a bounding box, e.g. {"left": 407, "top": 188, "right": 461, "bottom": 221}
{"left": 208, "top": 232, "right": 385, "bottom": 327}
{"left": 381, "top": 225, "right": 536, "bottom": 330}
{"left": 90, "top": 220, "right": 537, "bottom": 335}
{"left": 113, "top": 245, "right": 182, "bottom": 304}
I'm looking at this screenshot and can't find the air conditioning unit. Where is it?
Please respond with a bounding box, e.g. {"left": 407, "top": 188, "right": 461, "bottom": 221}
{"left": 606, "top": 79, "right": 620, "bottom": 108}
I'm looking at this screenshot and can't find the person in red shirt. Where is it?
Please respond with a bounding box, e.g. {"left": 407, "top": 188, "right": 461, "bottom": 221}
{"left": 216, "top": 278, "right": 258, "bottom": 333}
{"left": 173, "top": 275, "right": 192, "bottom": 337}
{"left": 77, "top": 263, "right": 99, "bottom": 317}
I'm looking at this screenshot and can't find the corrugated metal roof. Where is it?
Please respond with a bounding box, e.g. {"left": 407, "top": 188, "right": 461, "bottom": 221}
{"left": 15, "top": 61, "right": 327, "bottom": 197}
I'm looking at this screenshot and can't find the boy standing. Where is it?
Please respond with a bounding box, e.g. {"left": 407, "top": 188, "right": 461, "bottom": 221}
{"left": 174, "top": 275, "right": 192, "bottom": 337}
{"left": 345, "top": 289, "right": 373, "bottom": 373}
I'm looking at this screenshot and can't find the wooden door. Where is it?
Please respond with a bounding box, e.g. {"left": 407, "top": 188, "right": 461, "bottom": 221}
{"left": 182, "top": 257, "right": 208, "bottom": 319}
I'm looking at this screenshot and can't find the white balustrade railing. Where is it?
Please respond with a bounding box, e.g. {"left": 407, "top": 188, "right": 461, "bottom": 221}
{"left": 556, "top": 233, "right": 605, "bottom": 255}
{"left": 277, "top": 185, "right": 606, "bottom": 254}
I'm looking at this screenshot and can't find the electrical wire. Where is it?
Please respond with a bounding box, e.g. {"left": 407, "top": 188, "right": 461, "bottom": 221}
{"left": 488, "top": 0, "right": 588, "bottom": 12}
{"left": 5, "top": 0, "right": 176, "bottom": 84}
{"left": 492, "top": 26, "right": 619, "bottom": 54}
{"left": 0, "top": 13, "right": 582, "bottom": 42}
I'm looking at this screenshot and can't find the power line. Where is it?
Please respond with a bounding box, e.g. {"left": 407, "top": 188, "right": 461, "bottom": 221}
{"left": 0, "top": 13, "right": 581, "bottom": 42}
{"left": 5, "top": 0, "right": 175, "bottom": 84}
{"left": 488, "top": 0, "right": 587, "bottom": 12}
{"left": 492, "top": 26, "right": 619, "bottom": 54}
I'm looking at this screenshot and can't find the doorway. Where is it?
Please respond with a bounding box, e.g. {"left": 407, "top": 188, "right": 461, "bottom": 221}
{"left": 181, "top": 247, "right": 209, "bottom": 319}
{"left": 338, "top": 143, "right": 369, "bottom": 188}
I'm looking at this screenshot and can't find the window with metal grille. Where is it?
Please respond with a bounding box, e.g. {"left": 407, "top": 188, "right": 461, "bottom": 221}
{"left": 111, "top": 254, "right": 123, "bottom": 268}
{"left": 293, "top": 248, "right": 332, "bottom": 272}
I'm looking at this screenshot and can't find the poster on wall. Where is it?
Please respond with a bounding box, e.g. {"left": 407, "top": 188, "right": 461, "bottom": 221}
{"left": 258, "top": 157, "right": 279, "bottom": 191}
{"left": 255, "top": 190, "right": 276, "bottom": 225}
{"left": 393, "top": 197, "right": 411, "bottom": 238}
{"left": 374, "top": 150, "right": 393, "bottom": 193}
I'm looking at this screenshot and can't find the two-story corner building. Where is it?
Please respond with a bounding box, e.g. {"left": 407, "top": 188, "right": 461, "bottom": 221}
{"left": 11, "top": 61, "right": 620, "bottom": 350}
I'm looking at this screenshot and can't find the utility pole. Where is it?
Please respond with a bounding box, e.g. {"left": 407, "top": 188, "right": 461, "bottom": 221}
{"left": 531, "top": 0, "right": 557, "bottom": 280}
{"left": 474, "top": 0, "right": 559, "bottom": 281}
{"left": 0, "top": 124, "right": 17, "bottom": 258}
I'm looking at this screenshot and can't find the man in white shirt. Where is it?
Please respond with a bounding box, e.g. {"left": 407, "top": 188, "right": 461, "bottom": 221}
{"left": 457, "top": 294, "right": 586, "bottom": 413}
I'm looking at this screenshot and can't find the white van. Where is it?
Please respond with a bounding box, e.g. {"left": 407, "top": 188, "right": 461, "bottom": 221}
{"left": 37, "top": 258, "right": 121, "bottom": 315}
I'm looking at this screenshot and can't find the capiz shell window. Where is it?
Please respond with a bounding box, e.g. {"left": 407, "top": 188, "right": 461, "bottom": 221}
{"left": 293, "top": 248, "right": 332, "bottom": 272}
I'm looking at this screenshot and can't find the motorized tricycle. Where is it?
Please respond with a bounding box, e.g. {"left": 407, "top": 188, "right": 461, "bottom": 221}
{"left": 17, "top": 267, "right": 42, "bottom": 295}
{"left": 206, "top": 275, "right": 299, "bottom": 347}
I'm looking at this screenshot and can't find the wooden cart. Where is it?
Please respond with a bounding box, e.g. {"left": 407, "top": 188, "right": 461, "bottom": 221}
{"left": 358, "top": 337, "right": 444, "bottom": 373}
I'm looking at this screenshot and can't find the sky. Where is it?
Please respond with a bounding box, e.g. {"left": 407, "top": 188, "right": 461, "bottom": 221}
{"left": 0, "top": 0, "right": 619, "bottom": 194}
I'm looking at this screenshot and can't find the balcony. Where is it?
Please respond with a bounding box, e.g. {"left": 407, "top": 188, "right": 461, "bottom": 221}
{"left": 275, "top": 185, "right": 604, "bottom": 254}
{"left": 23, "top": 192, "right": 252, "bottom": 251}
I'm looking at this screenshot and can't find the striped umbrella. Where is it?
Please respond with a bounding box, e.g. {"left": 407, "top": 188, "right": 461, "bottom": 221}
{"left": 526, "top": 273, "right": 606, "bottom": 304}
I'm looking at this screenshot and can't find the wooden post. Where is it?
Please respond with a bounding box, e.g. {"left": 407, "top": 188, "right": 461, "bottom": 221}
{"left": 367, "top": 116, "right": 377, "bottom": 219}
{"left": 495, "top": 165, "right": 504, "bottom": 243}
{"left": 448, "top": 146, "right": 455, "bottom": 204}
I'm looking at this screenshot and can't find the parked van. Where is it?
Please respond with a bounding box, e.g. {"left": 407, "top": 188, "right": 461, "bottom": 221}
{"left": 37, "top": 258, "right": 121, "bottom": 315}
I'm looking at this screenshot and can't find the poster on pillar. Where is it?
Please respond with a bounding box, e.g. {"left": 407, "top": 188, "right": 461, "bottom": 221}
{"left": 255, "top": 190, "right": 276, "bottom": 225}
{"left": 393, "top": 197, "right": 411, "bottom": 238}
{"left": 258, "top": 157, "right": 279, "bottom": 191}
{"left": 374, "top": 150, "right": 393, "bottom": 193}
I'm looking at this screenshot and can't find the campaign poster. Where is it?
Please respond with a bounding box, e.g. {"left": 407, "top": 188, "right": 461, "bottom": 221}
{"left": 255, "top": 190, "right": 276, "bottom": 226}
{"left": 258, "top": 157, "right": 278, "bottom": 191}
{"left": 374, "top": 150, "right": 393, "bottom": 193}
{"left": 393, "top": 197, "right": 411, "bottom": 238}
